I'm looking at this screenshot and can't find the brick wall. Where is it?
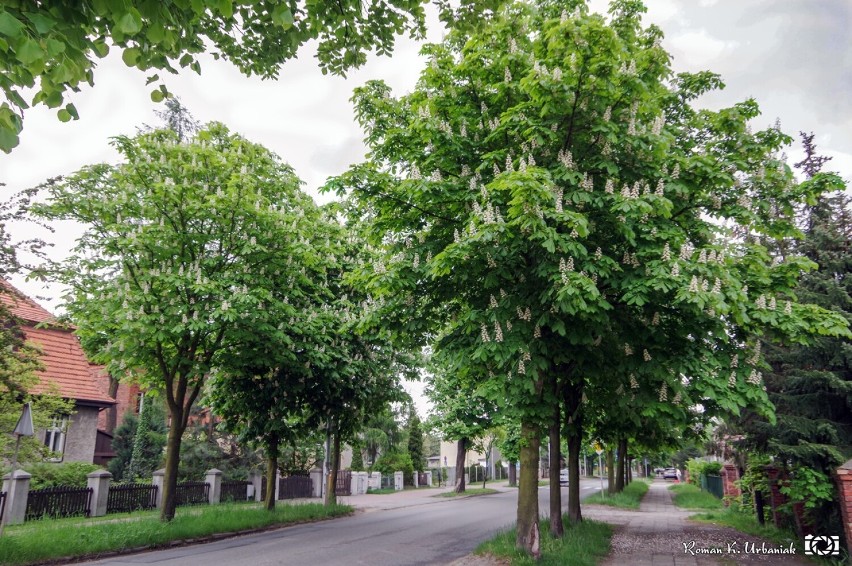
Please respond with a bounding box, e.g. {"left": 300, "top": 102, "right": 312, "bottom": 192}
{"left": 835, "top": 460, "right": 852, "bottom": 551}
{"left": 92, "top": 366, "right": 140, "bottom": 433}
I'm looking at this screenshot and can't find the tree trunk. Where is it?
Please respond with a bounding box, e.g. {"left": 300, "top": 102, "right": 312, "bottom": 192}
{"left": 515, "top": 420, "right": 541, "bottom": 558}
{"left": 615, "top": 437, "right": 626, "bottom": 493}
{"left": 106, "top": 376, "right": 120, "bottom": 433}
{"left": 508, "top": 460, "right": 517, "bottom": 487}
{"left": 325, "top": 425, "right": 341, "bottom": 506}
{"left": 606, "top": 448, "right": 615, "bottom": 495}
{"left": 454, "top": 437, "right": 467, "bottom": 493}
{"left": 564, "top": 379, "right": 583, "bottom": 523}
{"left": 160, "top": 415, "right": 186, "bottom": 521}
{"left": 549, "top": 402, "right": 563, "bottom": 537}
{"left": 264, "top": 435, "right": 279, "bottom": 511}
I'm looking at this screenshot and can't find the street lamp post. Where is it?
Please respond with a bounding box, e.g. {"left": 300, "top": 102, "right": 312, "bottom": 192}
{"left": 594, "top": 443, "right": 605, "bottom": 498}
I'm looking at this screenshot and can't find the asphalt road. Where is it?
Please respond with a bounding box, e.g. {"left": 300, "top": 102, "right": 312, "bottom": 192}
{"left": 80, "top": 480, "right": 601, "bottom": 566}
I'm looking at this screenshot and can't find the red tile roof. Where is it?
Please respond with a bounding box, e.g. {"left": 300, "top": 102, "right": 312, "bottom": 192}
{"left": 0, "top": 280, "right": 57, "bottom": 324}
{"left": 2, "top": 280, "right": 114, "bottom": 407}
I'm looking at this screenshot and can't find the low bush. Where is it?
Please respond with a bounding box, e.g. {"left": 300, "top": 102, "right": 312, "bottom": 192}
{"left": 23, "top": 462, "right": 104, "bottom": 489}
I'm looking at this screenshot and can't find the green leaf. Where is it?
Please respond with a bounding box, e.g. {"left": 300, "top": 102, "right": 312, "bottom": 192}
{"left": 150, "top": 89, "right": 164, "bottom": 102}
{"left": 122, "top": 47, "right": 140, "bottom": 67}
{"left": 272, "top": 5, "right": 295, "bottom": 29}
{"left": 92, "top": 39, "right": 109, "bottom": 58}
{"left": 15, "top": 37, "right": 43, "bottom": 65}
{"left": 45, "top": 38, "right": 65, "bottom": 57}
{"left": 0, "top": 126, "right": 19, "bottom": 152}
{"left": 0, "top": 12, "right": 25, "bottom": 37}
{"left": 65, "top": 103, "right": 79, "bottom": 120}
{"left": 57, "top": 108, "right": 72, "bottom": 122}
{"left": 116, "top": 10, "right": 143, "bottom": 35}
{"left": 24, "top": 11, "right": 56, "bottom": 34}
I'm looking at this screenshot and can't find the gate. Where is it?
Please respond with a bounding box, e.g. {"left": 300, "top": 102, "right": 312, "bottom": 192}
{"left": 701, "top": 474, "right": 724, "bottom": 499}
{"left": 335, "top": 470, "right": 351, "bottom": 496}
{"left": 279, "top": 473, "right": 313, "bottom": 499}
{"left": 418, "top": 472, "right": 429, "bottom": 486}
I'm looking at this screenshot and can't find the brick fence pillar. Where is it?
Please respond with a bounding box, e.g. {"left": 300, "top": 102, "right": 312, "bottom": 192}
{"left": 721, "top": 464, "right": 741, "bottom": 505}
{"left": 834, "top": 459, "right": 852, "bottom": 551}
{"left": 764, "top": 466, "right": 787, "bottom": 528}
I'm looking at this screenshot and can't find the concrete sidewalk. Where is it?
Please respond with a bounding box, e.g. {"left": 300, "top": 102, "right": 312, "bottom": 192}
{"left": 339, "top": 482, "right": 513, "bottom": 512}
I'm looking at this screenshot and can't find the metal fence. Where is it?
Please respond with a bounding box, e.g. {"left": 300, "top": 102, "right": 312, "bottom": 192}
{"left": 25, "top": 486, "right": 92, "bottom": 521}
{"left": 380, "top": 474, "right": 394, "bottom": 490}
{"left": 220, "top": 480, "right": 251, "bottom": 503}
{"left": 107, "top": 483, "right": 158, "bottom": 513}
{"left": 174, "top": 481, "right": 209, "bottom": 506}
{"left": 279, "top": 475, "right": 313, "bottom": 499}
{"left": 335, "top": 470, "right": 351, "bottom": 496}
{"left": 701, "top": 474, "right": 724, "bottom": 499}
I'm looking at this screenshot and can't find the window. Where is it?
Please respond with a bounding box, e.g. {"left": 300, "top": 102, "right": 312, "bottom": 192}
{"left": 44, "top": 417, "right": 68, "bottom": 461}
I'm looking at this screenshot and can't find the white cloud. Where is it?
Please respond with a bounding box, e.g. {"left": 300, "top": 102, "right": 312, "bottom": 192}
{"left": 667, "top": 29, "right": 740, "bottom": 68}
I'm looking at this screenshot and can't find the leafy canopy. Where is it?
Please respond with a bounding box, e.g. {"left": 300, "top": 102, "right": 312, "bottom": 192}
{"left": 0, "top": 0, "right": 430, "bottom": 151}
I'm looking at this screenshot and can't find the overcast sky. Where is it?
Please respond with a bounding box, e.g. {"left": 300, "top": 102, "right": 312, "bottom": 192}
{"left": 1, "top": 0, "right": 849, "bottom": 416}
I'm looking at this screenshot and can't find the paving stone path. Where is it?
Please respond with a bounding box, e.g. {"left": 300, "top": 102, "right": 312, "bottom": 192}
{"left": 586, "top": 480, "right": 810, "bottom": 566}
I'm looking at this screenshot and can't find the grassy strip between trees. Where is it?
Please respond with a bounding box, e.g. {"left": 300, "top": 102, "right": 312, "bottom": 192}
{"left": 476, "top": 517, "right": 612, "bottom": 565}
{"left": 366, "top": 488, "right": 397, "bottom": 495}
{"left": 689, "top": 504, "right": 800, "bottom": 549}
{"left": 0, "top": 503, "right": 352, "bottom": 566}
{"left": 583, "top": 479, "right": 650, "bottom": 509}
{"left": 434, "top": 488, "right": 499, "bottom": 498}
{"left": 668, "top": 483, "right": 724, "bottom": 510}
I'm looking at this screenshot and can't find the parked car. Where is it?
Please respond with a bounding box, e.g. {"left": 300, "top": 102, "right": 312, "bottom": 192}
{"left": 663, "top": 468, "right": 678, "bottom": 480}
{"left": 559, "top": 468, "right": 569, "bottom": 486}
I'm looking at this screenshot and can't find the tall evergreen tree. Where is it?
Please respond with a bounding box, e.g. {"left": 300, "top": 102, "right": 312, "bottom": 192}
{"left": 407, "top": 406, "right": 425, "bottom": 473}
{"left": 735, "top": 132, "right": 851, "bottom": 539}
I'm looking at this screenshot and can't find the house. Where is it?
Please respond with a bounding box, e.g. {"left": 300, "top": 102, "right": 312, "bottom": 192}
{"left": 1, "top": 281, "right": 115, "bottom": 464}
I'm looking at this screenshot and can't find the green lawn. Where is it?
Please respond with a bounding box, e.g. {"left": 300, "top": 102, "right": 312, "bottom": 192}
{"left": 668, "top": 483, "right": 724, "bottom": 510}
{"left": 476, "top": 517, "right": 612, "bottom": 565}
{"left": 0, "top": 502, "right": 352, "bottom": 566}
{"left": 583, "top": 479, "right": 650, "bottom": 509}
{"left": 434, "top": 488, "right": 498, "bottom": 498}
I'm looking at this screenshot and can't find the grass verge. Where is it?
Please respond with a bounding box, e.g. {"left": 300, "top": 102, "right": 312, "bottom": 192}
{"left": 476, "top": 516, "right": 612, "bottom": 565}
{"left": 0, "top": 502, "right": 352, "bottom": 566}
{"left": 689, "top": 505, "right": 799, "bottom": 547}
{"left": 668, "top": 483, "right": 724, "bottom": 510}
{"left": 434, "top": 488, "right": 498, "bottom": 498}
{"left": 583, "top": 479, "right": 649, "bottom": 509}
{"left": 366, "top": 488, "right": 397, "bottom": 495}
